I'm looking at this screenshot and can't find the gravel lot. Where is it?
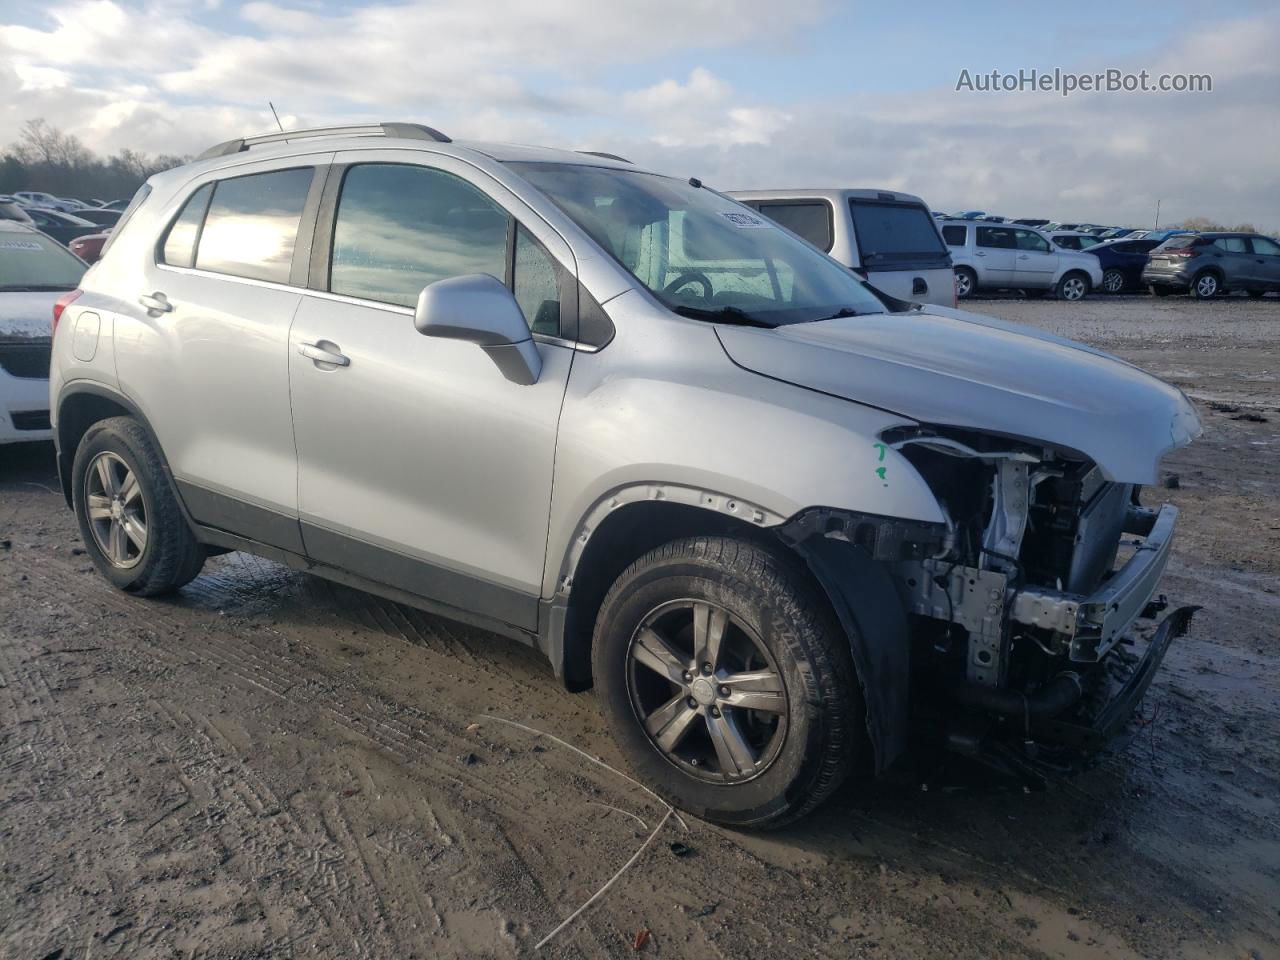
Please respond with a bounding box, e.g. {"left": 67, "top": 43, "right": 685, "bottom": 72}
{"left": 2, "top": 294, "right": 1277, "bottom": 959}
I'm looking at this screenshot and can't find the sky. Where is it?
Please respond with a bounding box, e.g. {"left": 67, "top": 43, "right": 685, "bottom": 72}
{"left": 1, "top": 0, "right": 1277, "bottom": 227}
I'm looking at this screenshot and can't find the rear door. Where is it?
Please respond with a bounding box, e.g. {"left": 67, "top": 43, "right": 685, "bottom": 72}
{"left": 118, "top": 159, "right": 327, "bottom": 550}
{"left": 1011, "top": 228, "right": 1057, "bottom": 289}
{"left": 1247, "top": 235, "right": 1280, "bottom": 290}
{"left": 847, "top": 198, "right": 953, "bottom": 305}
{"left": 974, "top": 226, "right": 1017, "bottom": 285}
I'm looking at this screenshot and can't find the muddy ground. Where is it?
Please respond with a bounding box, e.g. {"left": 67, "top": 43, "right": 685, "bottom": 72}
{"left": 1, "top": 294, "right": 1277, "bottom": 959}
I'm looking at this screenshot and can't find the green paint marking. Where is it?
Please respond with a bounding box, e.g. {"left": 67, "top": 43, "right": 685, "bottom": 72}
{"left": 873, "top": 442, "right": 887, "bottom": 462}
{"left": 875, "top": 467, "right": 887, "bottom": 480}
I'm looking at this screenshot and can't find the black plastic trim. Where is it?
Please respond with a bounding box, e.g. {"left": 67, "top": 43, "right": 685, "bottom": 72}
{"left": 176, "top": 480, "right": 305, "bottom": 555}
{"left": 300, "top": 522, "right": 539, "bottom": 634}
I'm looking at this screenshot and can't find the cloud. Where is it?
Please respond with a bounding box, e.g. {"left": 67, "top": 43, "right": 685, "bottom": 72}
{"left": 0, "top": 2, "right": 1276, "bottom": 228}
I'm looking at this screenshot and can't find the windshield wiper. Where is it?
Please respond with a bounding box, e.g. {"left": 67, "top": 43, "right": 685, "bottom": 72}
{"left": 671, "top": 304, "right": 775, "bottom": 328}
{"left": 812, "top": 307, "right": 867, "bottom": 322}
{"left": 0, "top": 284, "right": 76, "bottom": 292}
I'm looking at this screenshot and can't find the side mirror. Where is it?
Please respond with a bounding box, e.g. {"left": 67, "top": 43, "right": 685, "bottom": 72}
{"left": 414, "top": 274, "right": 542, "bottom": 386}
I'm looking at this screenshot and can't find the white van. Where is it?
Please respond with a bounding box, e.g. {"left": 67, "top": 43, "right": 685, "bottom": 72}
{"left": 729, "top": 188, "right": 955, "bottom": 307}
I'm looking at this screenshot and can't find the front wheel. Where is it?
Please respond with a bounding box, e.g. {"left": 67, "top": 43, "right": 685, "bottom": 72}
{"left": 1056, "top": 272, "right": 1091, "bottom": 301}
{"left": 1102, "top": 268, "right": 1126, "bottom": 293}
{"left": 592, "top": 537, "right": 862, "bottom": 829}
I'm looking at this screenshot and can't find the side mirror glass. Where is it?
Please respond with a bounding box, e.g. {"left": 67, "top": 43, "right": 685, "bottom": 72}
{"left": 414, "top": 274, "right": 542, "bottom": 386}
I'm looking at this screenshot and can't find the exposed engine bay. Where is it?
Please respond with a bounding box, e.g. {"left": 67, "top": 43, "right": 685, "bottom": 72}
{"left": 782, "top": 424, "right": 1197, "bottom": 778}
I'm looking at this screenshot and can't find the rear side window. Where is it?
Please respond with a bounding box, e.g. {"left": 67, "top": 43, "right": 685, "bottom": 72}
{"left": 1212, "top": 236, "right": 1248, "bottom": 253}
{"left": 752, "top": 202, "right": 833, "bottom": 252}
{"left": 1251, "top": 236, "right": 1280, "bottom": 256}
{"left": 849, "top": 200, "right": 947, "bottom": 265}
{"left": 941, "top": 225, "right": 966, "bottom": 246}
{"left": 195, "top": 167, "right": 314, "bottom": 284}
{"left": 161, "top": 184, "right": 213, "bottom": 268}
{"left": 329, "top": 163, "right": 510, "bottom": 308}
{"left": 977, "top": 226, "right": 1015, "bottom": 249}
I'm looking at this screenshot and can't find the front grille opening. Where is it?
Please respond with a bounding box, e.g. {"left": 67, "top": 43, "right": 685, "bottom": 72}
{"left": 11, "top": 410, "right": 51, "bottom": 431}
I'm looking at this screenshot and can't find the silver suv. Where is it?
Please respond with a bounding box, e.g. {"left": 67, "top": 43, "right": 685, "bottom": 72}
{"left": 50, "top": 123, "right": 1200, "bottom": 827}
{"left": 942, "top": 219, "right": 1103, "bottom": 300}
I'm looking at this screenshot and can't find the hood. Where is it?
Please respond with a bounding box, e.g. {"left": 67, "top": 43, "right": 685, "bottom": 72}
{"left": 715, "top": 306, "right": 1200, "bottom": 484}
{"left": 0, "top": 289, "right": 60, "bottom": 341}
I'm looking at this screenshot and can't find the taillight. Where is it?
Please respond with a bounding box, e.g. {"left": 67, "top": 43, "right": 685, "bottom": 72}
{"left": 52, "top": 289, "right": 82, "bottom": 335}
{"left": 1169, "top": 245, "right": 1199, "bottom": 257}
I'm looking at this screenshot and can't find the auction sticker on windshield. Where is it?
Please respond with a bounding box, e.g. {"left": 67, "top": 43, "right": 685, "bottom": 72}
{"left": 720, "top": 211, "right": 772, "bottom": 228}
{"left": 0, "top": 240, "right": 43, "bottom": 251}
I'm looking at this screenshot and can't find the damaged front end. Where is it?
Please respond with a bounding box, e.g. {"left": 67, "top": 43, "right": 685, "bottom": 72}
{"left": 783, "top": 424, "right": 1197, "bottom": 780}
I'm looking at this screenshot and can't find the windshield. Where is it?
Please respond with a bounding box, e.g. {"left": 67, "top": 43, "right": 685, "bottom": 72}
{"left": 0, "top": 231, "right": 86, "bottom": 290}
{"left": 508, "top": 163, "right": 887, "bottom": 326}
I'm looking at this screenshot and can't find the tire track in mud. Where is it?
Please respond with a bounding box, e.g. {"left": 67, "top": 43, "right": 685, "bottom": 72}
{"left": 15, "top": 559, "right": 647, "bottom": 956}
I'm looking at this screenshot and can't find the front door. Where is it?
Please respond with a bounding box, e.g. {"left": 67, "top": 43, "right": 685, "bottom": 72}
{"left": 288, "top": 154, "right": 575, "bottom": 632}
{"left": 973, "top": 226, "right": 1017, "bottom": 285}
{"left": 1011, "top": 228, "right": 1058, "bottom": 289}
{"left": 1248, "top": 235, "right": 1280, "bottom": 290}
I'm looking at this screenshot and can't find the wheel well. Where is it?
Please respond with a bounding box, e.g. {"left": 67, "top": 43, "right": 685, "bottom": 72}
{"left": 56, "top": 391, "right": 131, "bottom": 505}
{"left": 1194, "top": 266, "right": 1224, "bottom": 281}
{"left": 559, "top": 501, "right": 807, "bottom": 691}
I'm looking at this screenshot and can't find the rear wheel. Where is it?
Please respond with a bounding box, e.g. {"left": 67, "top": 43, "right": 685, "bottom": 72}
{"left": 72, "top": 417, "right": 205, "bottom": 595}
{"left": 953, "top": 267, "right": 976, "bottom": 299}
{"left": 1056, "top": 271, "right": 1090, "bottom": 301}
{"left": 1102, "top": 268, "right": 1126, "bottom": 293}
{"left": 1190, "top": 271, "right": 1220, "bottom": 299}
{"left": 592, "top": 536, "right": 862, "bottom": 828}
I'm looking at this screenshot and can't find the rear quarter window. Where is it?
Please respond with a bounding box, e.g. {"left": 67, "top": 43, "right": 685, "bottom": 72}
{"left": 941, "top": 225, "right": 966, "bottom": 246}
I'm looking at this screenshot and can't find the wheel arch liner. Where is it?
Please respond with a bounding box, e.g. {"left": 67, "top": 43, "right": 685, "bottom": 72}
{"left": 788, "top": 533, "right": 911, "bottom": 774}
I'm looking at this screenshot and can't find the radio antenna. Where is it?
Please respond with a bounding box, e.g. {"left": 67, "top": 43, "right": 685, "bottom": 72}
{"left": 268, "top": 102, "right": 285, "bottom": 132}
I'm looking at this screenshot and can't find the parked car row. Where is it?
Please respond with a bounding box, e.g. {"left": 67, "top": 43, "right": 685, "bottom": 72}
{"left": 1, "top": 193, "right": 118, "bottom": 261}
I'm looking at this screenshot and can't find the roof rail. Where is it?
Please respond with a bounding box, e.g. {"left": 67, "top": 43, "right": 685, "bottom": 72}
{"left": 576, "top": 150, "right": 632, "bottom": 164}
{"left": 197, "top": 122, "right": 451, "bottom": 161}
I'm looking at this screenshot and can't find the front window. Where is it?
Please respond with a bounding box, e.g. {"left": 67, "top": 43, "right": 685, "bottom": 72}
{"left": 0, "top": 231, "right": 86, "bottom": 291}
{"left": 509, "top": 163, "right": 886, "bottom": 327}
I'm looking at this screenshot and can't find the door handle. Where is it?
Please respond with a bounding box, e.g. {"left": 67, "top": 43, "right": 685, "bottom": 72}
{"left": 975, "top": 251, "right": 987, "bottom": 257}
{"left": 138, "top": 292, "right": 173, "bottom": 314}
{"left": 298, "top": 341, "right": 350, "bottom": 367}
{"left": 1017, "top": 254, "right": 1029, "bottom": 260}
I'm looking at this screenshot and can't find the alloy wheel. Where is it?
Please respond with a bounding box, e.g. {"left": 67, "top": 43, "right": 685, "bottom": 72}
{"left": 955, "top": 270, "right": 972, "bottom": 297}
{"left": 1195, "top": 274, "right": 1218, "bottom": 297}
{"left": 1103, "top": 270, "right": 1125, "bottom": 293}
{"left": 626, "top": 599, "right": 788, "bottom": 783}
{"left": 84, "top": 451, "right": 147, "bottom": 568}
{"left": 1061, "top": 276, "right": 1087, "bottom": 301}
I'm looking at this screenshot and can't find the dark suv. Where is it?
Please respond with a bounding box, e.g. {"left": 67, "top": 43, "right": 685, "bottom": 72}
{"left": 1144, "top": 232, "right": 1280, "bottom": 298}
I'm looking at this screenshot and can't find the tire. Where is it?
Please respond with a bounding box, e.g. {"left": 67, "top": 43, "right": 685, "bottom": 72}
{"left": 1151, "top": 285, "right": 1174, "bottom": 297}
{"left": 1247, "top": 289, "right": 1266, "bottom": 299}
{"left": 1101, "top": 268, "right": 1126, "bottom": 294}
{"left": 953, "top": 267, "right": 976, "bottom": 299}
{"left": 1056, "top": 271, "right": 1090, "bottom": 301}
{"left": 1190, "top": 271, "right": 1220, "bottom": 299}
{"left": 71, "top": 416, "right": 205, "bottom": 595}
{"left": 592, "top": 536, "right": 862, "bottom": 829}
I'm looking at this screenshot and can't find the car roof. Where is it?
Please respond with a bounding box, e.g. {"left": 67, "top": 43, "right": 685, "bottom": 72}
{"left": 1049, "top": 230, "right": 1094, "bottom": 237}
{"left": 727, "top": 188, "right": 930, "bottom": 206}
{"left": 0, "top": 219, "right": 40, "bottom": 235}
{"left": 152, "top": 131, "right": 648, "bottom": 194}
